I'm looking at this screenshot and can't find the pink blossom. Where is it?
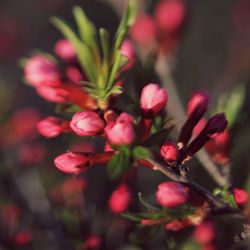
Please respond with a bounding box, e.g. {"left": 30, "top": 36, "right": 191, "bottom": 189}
{"left": 130, "top": 14, "right": 156, "bottom": 45}
{"left": 140, "top": 83, "right": 168, "bottom": 115}
{"left": 193, "top": 222, "right": 215, "bottom": 244}
{"left": 105, "top": 113, "right": 135, "bottom": 145}
{"left": 70, "top": 111, "right": 105, "bottom": 136}
{"left": 156, "top": 182, "right": 188, "bottom": 207}
{"left": 233, "top": 188, "right": 249, "bottom": 205}
{"left": 120, "top": 39, "right": 135, "bottom": 70}
{"left": 54, "top": 39, "right": 76, "bottom": 62}
{"left": 161, "top": 141, "right": 179, "bottom": 163}
{"left": 37, "top": 116, "right": 70, "bottom": 138}
{"left": 54, "top": 152, "right": 88, "bottom": 174}
{"left": 25, "top": 55, "right": 61, "bottom": 87}
{"left": 109, "top": 184, "right": 131, "bottom": 214}
{"left": 155, "top": 0, "right": 186, "bottom": 33}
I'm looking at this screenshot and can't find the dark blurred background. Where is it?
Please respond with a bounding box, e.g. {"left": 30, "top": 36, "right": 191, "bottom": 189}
{"left": 0, "top": 0, "right": 250, "bottom": 249}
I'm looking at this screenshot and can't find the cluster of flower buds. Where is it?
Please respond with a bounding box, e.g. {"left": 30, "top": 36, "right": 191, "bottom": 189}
{"left": 130, "top": 0, "right": 186, "bottom": 55}
{"left": 159, "top": 91, "right": 228, "bottom": 167}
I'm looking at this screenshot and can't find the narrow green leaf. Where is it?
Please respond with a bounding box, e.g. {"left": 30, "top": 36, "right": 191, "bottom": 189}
{"left": 99, "top": 28, "right": 110, "bottom": 67}
{"left": 107, "top": 147, "right": 131, "bottom": 179}
{"left": 113, "top": 0, "right": 137, "bottom": 52}
{"left": 51, "top": 17, "right": 97, "bottom": 84}
{"left": 121, "top": 213, "right": 143, "bottom": 222}
{"left": 72, "top": 6, "right": 97, "bottom": 46}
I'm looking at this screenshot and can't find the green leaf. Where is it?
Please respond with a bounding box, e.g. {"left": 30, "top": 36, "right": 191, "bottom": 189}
{"left": 121, "top": 212, "right": 143, "bottom": 222}
{"left": 107, "top": 51, "right": 127, "bottom": 90}
{"left": 55, "top": 103, "right": 83, "bottom": 113}
{"left": 132, "top": 146, "right": 152, "bottom": 160}
{"left": 215, "top": 85, "right": 245, "bottom": 127}
{"left": 72, "top": 6, "right": 97, "bottom": 47}
{"left": 51, "top": 17, "right": 97, "bottom": 84}
{"left": 107, "top": 146, "right": 131, "bottom": 179}
{"left": 113, "top": 0, "right": 137, "bottom": 53}
{"left": 99, "top": 28, "right": 110, "bottom": 67}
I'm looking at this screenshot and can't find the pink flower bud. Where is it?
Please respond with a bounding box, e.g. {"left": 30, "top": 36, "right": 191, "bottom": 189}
{"left": 54, "top": 152, "right": 88, "bottom": 174}
{"left": 109, "top": 184, "right": 131, "bottom": 214}
{"left": 54, "top": 39, "right": 77, "bottom": 62}
{"left": 66, "top": 66, "right": 85, "bottom": 84}
{"left": 36, "top": 85, "right": 70, "bottom": 103}
{"left": 161, "top": 141, "right": 179, "bottom": 163}
{"left": 25, "top": 55, "right": 61, "bottom": 87}
{"left": 193, "top": 222, "right": 215, "bottom": 244}
{"left": 140, "top": 83, "right": 168, "bottom": 115}
{"left": 130, "top": 14, "right": 156, "bottom": 45}
{"left": 105, "top": 113, "right": 135, "bottom": 145}
{"left": 70, "top": 111, "right": 105, "bottom": 136}
{"left": 156, "top": 182, "right": 188, "bottom": 207}
{"left": 155, "top": 0, "right": 186, "bottom": 33}
{"left": 120, "top": 39, "right": 135, "bottom": 70}
{"left": 187, "top": 91, "right": 209, "bottom": 116}
{"left": 37, "top": 116, "right": 70, "bottom": 138}
{"left": 233, "top": 188, "right": 249, "bottom": 205}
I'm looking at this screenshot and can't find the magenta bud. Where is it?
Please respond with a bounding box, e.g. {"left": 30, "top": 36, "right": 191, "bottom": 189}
{"left": 70, "top": 111, "right": 105, "bottom": 136}
{"left": 156, "top": 182, "right": 188, "bottom": 207}
{"left": 109, "top": 184, "right": 131, "bottom": 214}
{"left": 160, "top": 141, "right": 179, "bottom": 163}
{"left": 233, "top": 188, "right": 249, "bottom": 205}
{"left": 140, "top": 83, "right": 168, "bottom": 116}
{"left": 54, "top": 39, "right": 77, "bottom": 62}
{"left": 187, "top": 91, "right": 209, "bottom": 117}
{"left": 204, "top": 113, "right": 228, "bottom": 138}
{"left": 37, "top": 116, "right": 70, "bottom": 138}
{"left": 105, "top": 113, "right": 135, "bottom": 146}
{"left": 25, "top": 55, "right": 61, "bottom": 87}
{"left": 54, "top": 152, "right": 88, "bottom": 174}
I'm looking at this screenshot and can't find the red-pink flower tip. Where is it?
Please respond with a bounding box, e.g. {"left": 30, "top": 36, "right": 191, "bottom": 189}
{"left": 54, "top": 152, "right": 88, "bottom": 174}
{"left": 187, "top": 91, "right": 209, "bottom": 116}
{"left": 70, "top": 111, "right": 105, "bottom": 136}
{"left": 37, "top": 116, "right": 70, "bottom": 138}
{"left": 160, "top": 140, "right": 179, "bottom": 163}
{"left": 140, "top": 83, "right": 168, "bottom": 115}
{"left": 109, "top": 184, "right": 131, "bottom": 214}
{"left": 25, "top": 55, "right": 61, "bottom": 87}
{"left": 156, "top": 181, "right": 188, "bottom": 207}
{"left": 233, "top": 188, "right": 249, "bottom": 205}
{"left": 105, "top": 113, "right": 135, "bottom": 146}
{"left": 54, "top": 39, "right": 76, "bottom": 62}
{"left": 193, "top": 222, "right": 215, "bottom": 244}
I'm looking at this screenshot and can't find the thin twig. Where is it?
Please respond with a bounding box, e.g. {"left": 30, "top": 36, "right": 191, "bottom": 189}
{"left": 155, "top": 54, "right": 228, "bottom": 187}
{"left": 144, "top": 157, "right": 235, "bottom": 212}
